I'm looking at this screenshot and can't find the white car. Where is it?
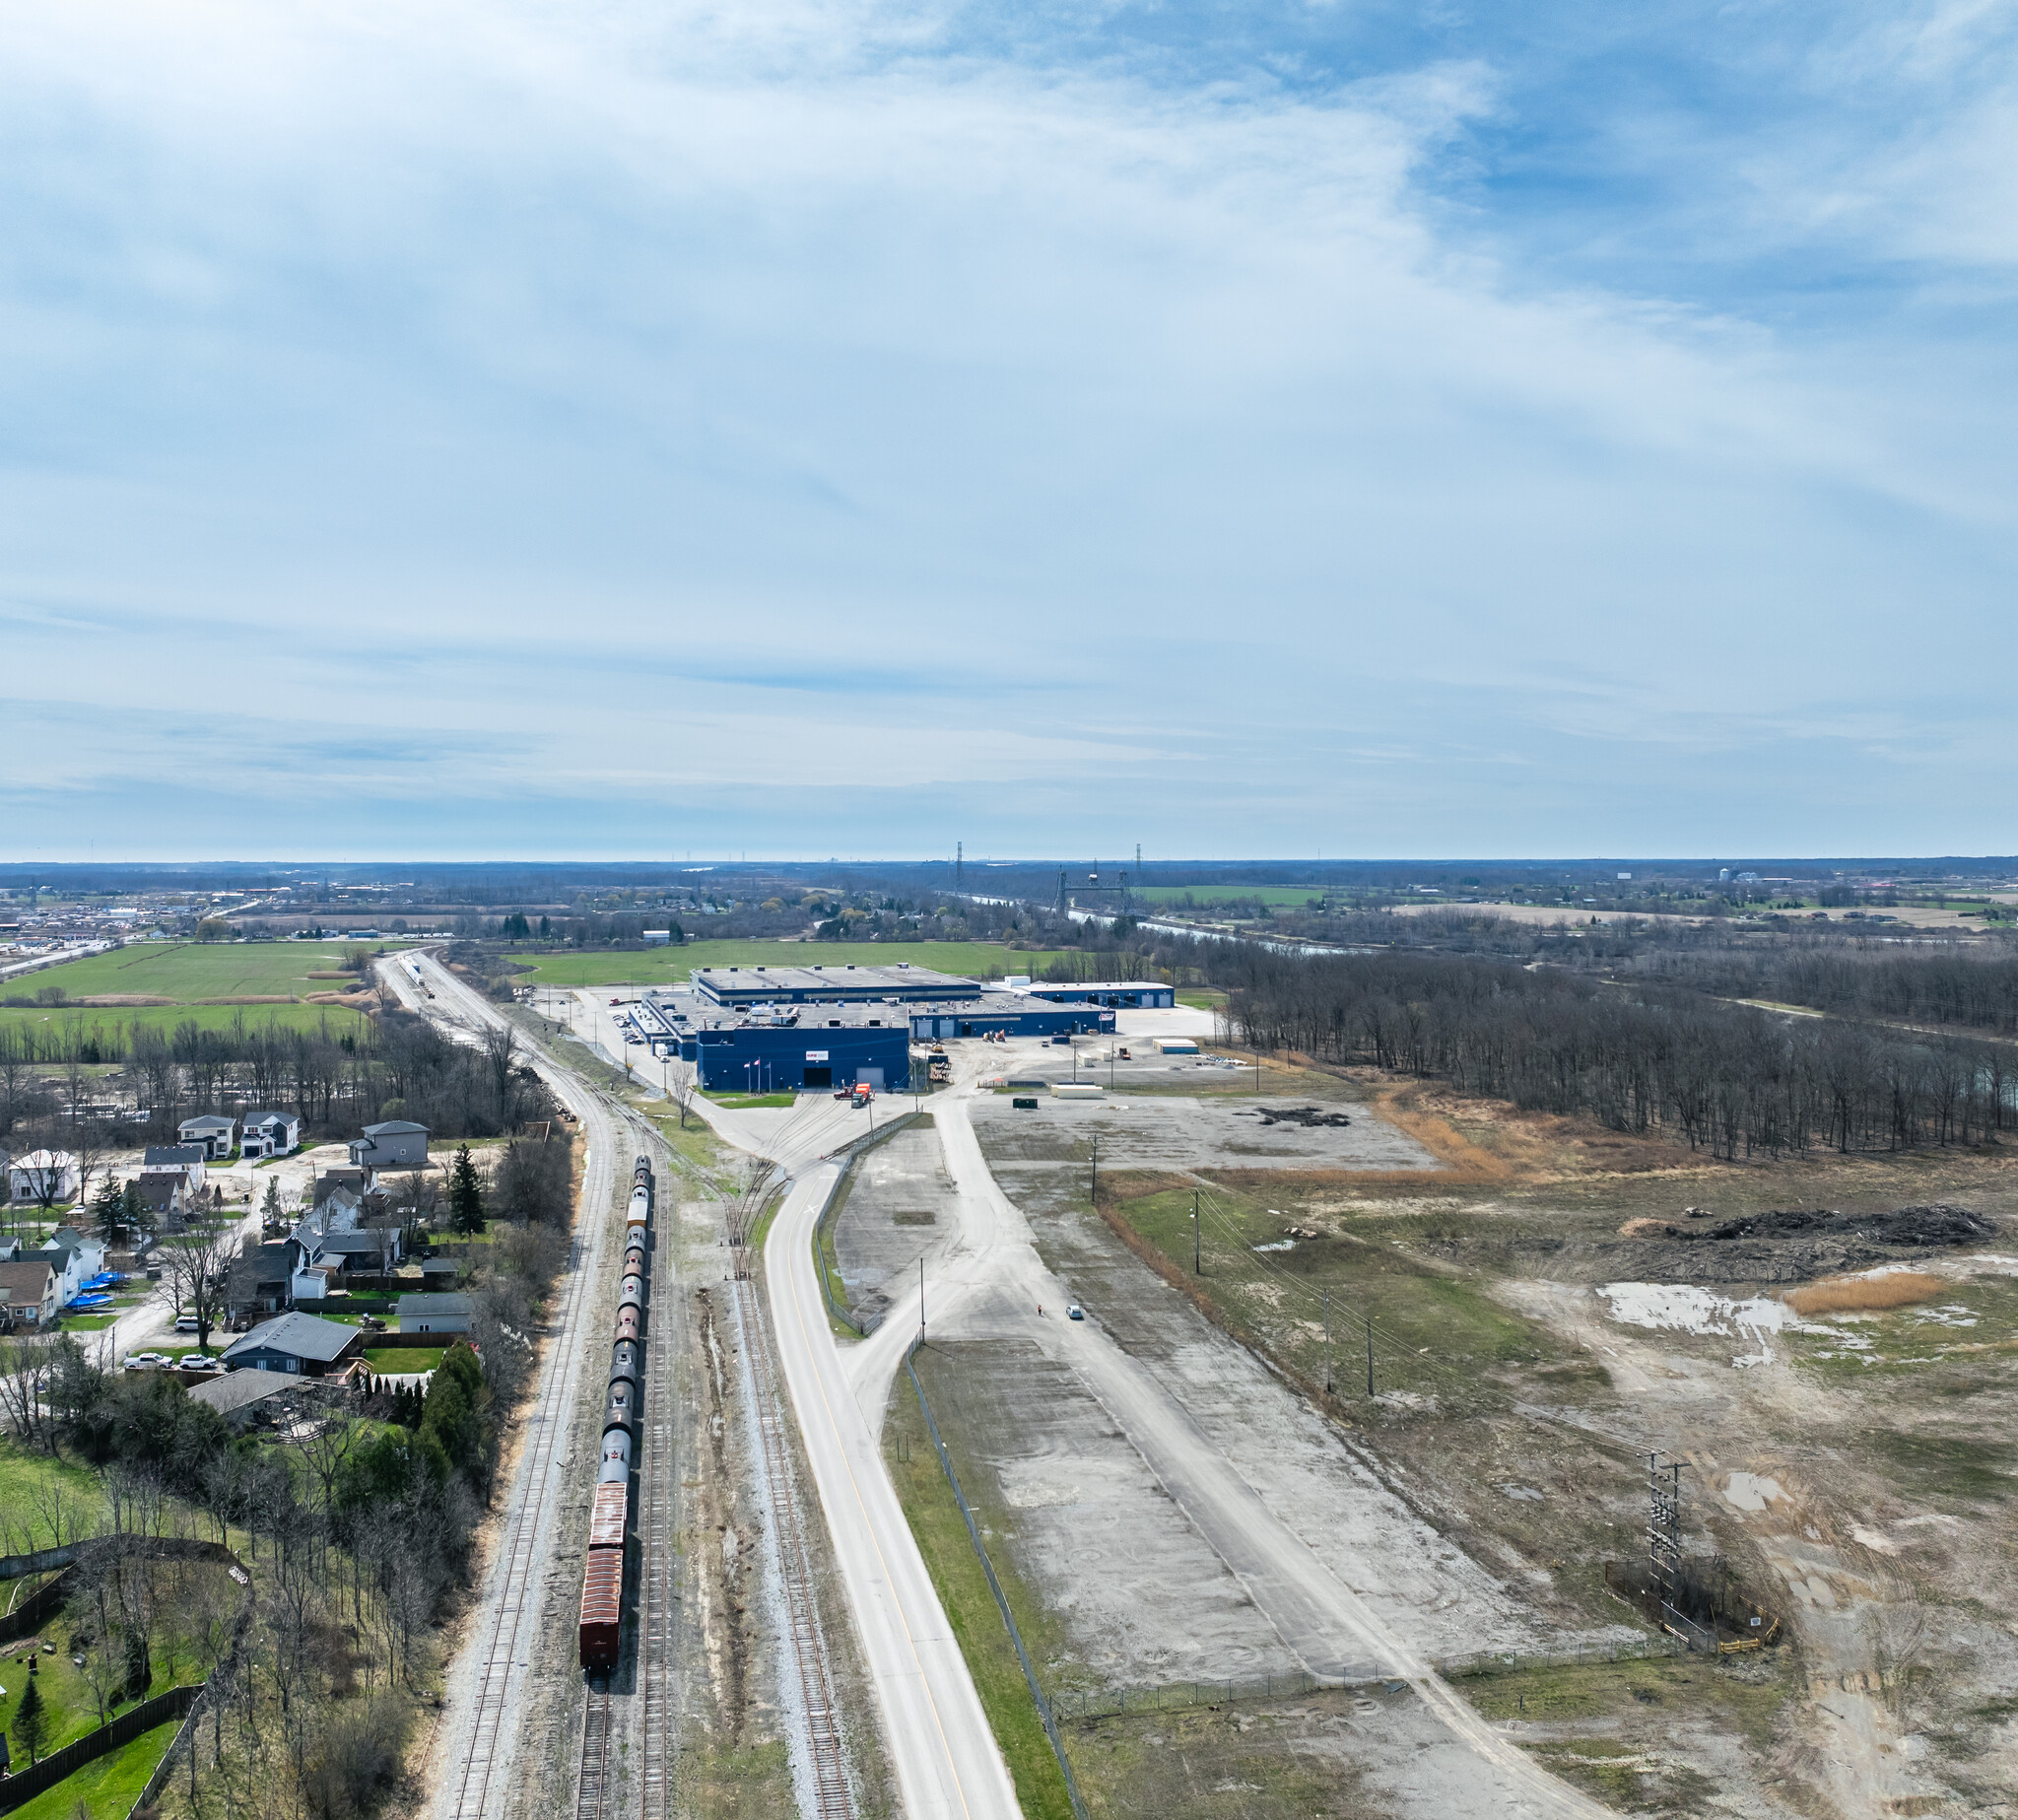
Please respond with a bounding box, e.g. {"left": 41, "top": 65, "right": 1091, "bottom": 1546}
{"left": 178, "top": 1354, "right": 222, "bottom": 1374}
{"left": 173, "top": 1314, "right": 201, "bottom": 1333}
{"left": 123, "top": 1351, "right": 171, "bottom": 1371}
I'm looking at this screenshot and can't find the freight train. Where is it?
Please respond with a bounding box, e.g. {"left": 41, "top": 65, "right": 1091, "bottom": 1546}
{"left": 579, "top": 1152, "right": 655, "bottom": 1670}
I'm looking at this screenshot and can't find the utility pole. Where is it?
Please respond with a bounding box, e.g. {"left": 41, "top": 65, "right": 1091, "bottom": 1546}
{"left": 1323, "top": 1291, "right": 1333, "bottom": 1393}
{"left": 1366, "top": 1314, "right": 1374, "bottom": 1397}
{"left": 919, "top": 1258, "right": 925, "bottom": 1344}
{"left": 956, "top": 842, "right": 963, "bottom": 892}
{"left": 1648, "top": 1452, "right": 1683, "bottom": 1613}
{"left": 1192, "top": 1187, "right": 1200, "bottom": 1273}
{"left": 1090, "top": 1136, "right": 1098, "bottom": 1207}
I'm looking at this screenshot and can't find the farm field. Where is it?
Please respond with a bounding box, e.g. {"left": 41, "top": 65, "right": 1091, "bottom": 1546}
{"left": 6, "top": 940, "right": 411, "bottom": 1004}
{"left": 518, "top": 940, "right": 1077, "bottom": 987}
{"left": 0, "top": 1002, "right": 370, "bottom": 1045}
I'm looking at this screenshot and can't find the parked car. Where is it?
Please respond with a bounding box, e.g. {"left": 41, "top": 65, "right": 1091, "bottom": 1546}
{"left": 173, "top": 1314, "right": 200, "bottom": 1333}
{"left": 1067, "top": 1304, "right": 1085, "bottom": 1320}
{"left": 179, "top": 1354, "right": 222, "bottom": 1374}
{"left": 123, "top": 1352, "right": 171, "bottom": 1371}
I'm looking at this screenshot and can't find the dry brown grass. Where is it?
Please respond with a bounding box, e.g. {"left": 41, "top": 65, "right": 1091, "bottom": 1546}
{"left": 1783, "top": 1272, "right": 1946, "bottom": 1316}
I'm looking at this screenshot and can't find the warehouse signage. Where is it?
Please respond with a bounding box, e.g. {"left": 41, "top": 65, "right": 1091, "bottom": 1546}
{"left": 806, "top": 1049, "right": 830, "bottom": 1061}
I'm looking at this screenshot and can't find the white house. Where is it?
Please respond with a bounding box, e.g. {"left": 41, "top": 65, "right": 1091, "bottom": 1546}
{"left": 9, "top": 1149, "right": 80, "bottom": 1205}
{"left": 177, "top": 1114, "right": 237, "bottom": 1159}
{"left": 34, "top": 1226, "right": 106, "bottom": 1303}
{"left": 240, "top": 1111, "right": 302, "bottom": 1159}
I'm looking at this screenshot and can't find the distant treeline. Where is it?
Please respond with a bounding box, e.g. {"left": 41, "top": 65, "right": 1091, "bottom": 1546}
{"left": 1214, "top": 948, "right": 2017, "bottom": 1159}
{"left": 0, "top": 1009, "right": 552, "bottom": 1146}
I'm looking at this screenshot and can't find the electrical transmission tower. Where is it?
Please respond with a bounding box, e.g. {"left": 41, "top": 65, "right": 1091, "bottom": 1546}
{"left": 1648, "top": 1451, "right": 1683, "bottom": 1612}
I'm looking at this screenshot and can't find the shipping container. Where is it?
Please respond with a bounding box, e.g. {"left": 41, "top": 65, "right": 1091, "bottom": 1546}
{"left": 578, "top": 1551, "right": 623, "bottom": 1669}
{"left": 1048, "top": 1082, "right": 1105, "bottom": 1099}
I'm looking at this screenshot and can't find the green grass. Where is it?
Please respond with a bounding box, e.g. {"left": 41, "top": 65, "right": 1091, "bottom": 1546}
{"left": 1175, "top": 988, "right": 1226, "bottom": 1009}
{"left": 1106, "top": 1180, "right": 1575, "bottom": 1411}
{"left": 0, "top": 1002, "right": 370, "bottom": 1045}
{"left": 1866, "top": 1429, "right": 2015, "bottom": 1503}
{"left": 5, "top": 939, "right": 413, "bottom": 1004}
{"left": 0, "top": 1439, "right": 101, "bottom": 1552}
{"left": 3, "top": 1715, "right": 183, "bottom": 1819}
{"left": 886, "top": 1361, "right": 1075, "bottom": 1820}
{"left": 709, "top": 1092, "right": 797, "bottom": 1110}
{"left": 364, "top": 1346, "right": 444, "bottom": 1373}
{"left": 516, "top": 941, "right": 1076, "bottom": 988}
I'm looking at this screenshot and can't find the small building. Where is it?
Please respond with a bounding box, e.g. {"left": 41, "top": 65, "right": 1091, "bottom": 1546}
{"left": 0, "top": 1259, "right": 58, "bottom": 1327}
{"left": 34, "top": 1227, "right": 107, "bottom": 1303}
{"left": 1021, "top": 980, "right": 1177, "bottom": 1010}
{"left": 1152, "top": 1036, "right": 1200, "bottom": 1054}
{"left": 313, "top": 1169, "right": 372, "bottom": 1211}
{"left": 143, "top": 1144, "right": 208, "bottom": 1193}
{"left": 240, "top": 1111, "right": 302, "bottom": 1159}
{"left": 177, "top": 1114, "right": 238, "bottom": 1159}
{"left": 9, "top": 1149, "right": 81, "bottom": 1205}
{"left": 397, "top": 1292, "right": 473, "bottom": 1334}
{"left": 349, "top": 1121, "right": 429, "bottom": 1169}
{"left": 187, "top": 1367, "right": 304, "bottom": 1427}
{"left": 231, "top": 1240, "right": 293, "bottom": 1315}
{"left": 641, "top": 929, "right": 673, "bottom": 946}
{"left": 222, "top": 1312, "right": 366, "bottom": 1377}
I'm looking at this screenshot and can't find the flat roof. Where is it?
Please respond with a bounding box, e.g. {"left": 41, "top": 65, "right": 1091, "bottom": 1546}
{"left": 690, "top": 963, "right": 980, "bottom": 1004}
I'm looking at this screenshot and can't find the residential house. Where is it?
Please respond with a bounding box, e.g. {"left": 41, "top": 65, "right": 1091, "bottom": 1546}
{"left": 240, "top": 1111, "right": 302, "bottom": 1160}
{"left": 230, "top": 1240, "right": 293, "bottom": 1316}
{"left": 142, "top": 1144, "right": 208, "bottom": 1194}
{"left": 349, "top": 1120, "right": 429, "bottom": 1169}
{"left": 33, "top": 1226, "right": 107, "bottom": 1304}
{"left": 0, "top": 1259, "right": 58, "bottom": 1327}
{"left": 9, "top": 1149, "right": 80, "bottom": 1205}
{"left": 396, "top": 1292, "right": 473, "bottom": 1334}
{"left": 221, "top": 1312, "right": 365, "bottom": 1377}
{"left": 312, "top": 1169, "right": 371, "bottom": 1214}
{"left": 136, "top": 1173, "right": 186, "bottom": 1228}
{"left": 177, "top": 1114, "right": 237, "bottom": 1159}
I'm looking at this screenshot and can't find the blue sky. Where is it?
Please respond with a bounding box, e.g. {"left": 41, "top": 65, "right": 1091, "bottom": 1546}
{"left": 2, "top": 0, "right": 2013, "bottom": 861}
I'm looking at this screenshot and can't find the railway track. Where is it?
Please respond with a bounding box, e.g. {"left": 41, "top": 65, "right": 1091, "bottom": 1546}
{"left": 737, "top": 1276, "right": 856, "bottom": 1820}
{"left": 446, "top": 1144, "right": 610, "bottom": 1820}
{"left": 575, "top": 1683, "right": 612, "bottom": 1820}
{"left": 637, "top": 1121, "right": 682, "bottom": 1820}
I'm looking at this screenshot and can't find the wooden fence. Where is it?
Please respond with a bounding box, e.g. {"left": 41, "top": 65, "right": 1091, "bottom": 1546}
{"left": 0, "top": 1684, "right": 198, "bottom": 1814}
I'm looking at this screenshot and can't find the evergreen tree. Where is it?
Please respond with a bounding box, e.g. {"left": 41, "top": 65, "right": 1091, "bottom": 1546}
{"left": 13, "top": 1669, "right": 47, "bottom": 1765}
{"left": 89, "top": 1176, "right": 125, "bottom": 1246}
{"left": 448, "top": 1145, "right": 485, "bottom": 1235}
{"left": 261, "top": 1178, "right": 282, "bottom": 1227}
{"left": 120, "top": 1180, "right": 148, "bottom": 1233}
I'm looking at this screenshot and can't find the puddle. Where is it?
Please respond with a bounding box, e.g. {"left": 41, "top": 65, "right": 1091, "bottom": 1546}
{"left": 1723, "top": 1472, "right": 1785, "bottom": 1513}
{"left": 1598, "top": 1282, "right": 1832, "bottom": 1365}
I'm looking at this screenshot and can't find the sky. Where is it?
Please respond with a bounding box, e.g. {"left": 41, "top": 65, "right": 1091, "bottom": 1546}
{"left": 2, "top": 0, "right": 2015, "bottom": 862}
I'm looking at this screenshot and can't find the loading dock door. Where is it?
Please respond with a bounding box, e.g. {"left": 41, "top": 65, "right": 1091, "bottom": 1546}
{"left": 857, "top": 1067, "right": 885, "bottom": 1089}
{"left": 803, "top": 1066, "right": 833, "bottom": 1088}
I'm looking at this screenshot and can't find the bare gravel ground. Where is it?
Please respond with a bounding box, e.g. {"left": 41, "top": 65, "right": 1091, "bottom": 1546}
{"left": 980, "top": 1091, "right": 1440, "bottom": 1173}
{"left": 832, "top": 1118, "right": 955, "bottom": 1330}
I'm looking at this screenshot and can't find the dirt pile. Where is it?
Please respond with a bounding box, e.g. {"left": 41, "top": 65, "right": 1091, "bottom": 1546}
{"left": 1242, "top": 1105, "right": 1354, "bottom": 1129}
{"left": 1685, "top": 1204, "right": 1992, "bottom": 1247}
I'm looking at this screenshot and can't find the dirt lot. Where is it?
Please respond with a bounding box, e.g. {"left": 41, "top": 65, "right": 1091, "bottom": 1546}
{"left": 880, "top": 1053, "right": 2018, "bottom": 1818}
{"left": 831, "top": 1118, "right": 957, "bottom": 1330}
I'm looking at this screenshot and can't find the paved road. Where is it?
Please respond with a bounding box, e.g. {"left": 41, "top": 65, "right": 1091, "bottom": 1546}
{"left": 658, "top": 1070, "right": 1019, "bottom": 1820}
{"left": 383, "top": 951, "right": 628, "bottom": 1820}
{"left": 842, "top": 1042, "right": 1618, "bottom": 1820}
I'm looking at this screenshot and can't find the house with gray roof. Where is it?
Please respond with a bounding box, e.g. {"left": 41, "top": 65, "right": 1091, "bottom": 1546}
{"left": 349, "top": 1120, "right": 429, "bottom": 1169}
{"left": 177, "top": 1114, "right": 237, "bottom": 1159}
{"left": 222, "top": 1312, "right": 365, "bottom": 1377}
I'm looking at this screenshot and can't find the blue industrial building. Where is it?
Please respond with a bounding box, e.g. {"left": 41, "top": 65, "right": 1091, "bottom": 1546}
{"left": 632, "top": 962, "right": 1124, "bottom": 1092}
{"left": 1024, "top": 981, "right": 1175, "bottom": 1009}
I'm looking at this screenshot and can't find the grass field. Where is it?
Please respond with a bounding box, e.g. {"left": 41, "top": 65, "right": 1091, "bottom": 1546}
{"left": 7, "top": 940, "right": 411, "bottom": 1004}
{"left": 0, "top": 1002, "right": 370, "bottom": 1045}
{"left": 364, "top": 1346, "right": 444, "bottom": 1373}
{"left": 888, "top": 1354, "right": 1075, "bottom": 1820}
{"left": 517, "top": 941, "right": 1076, "bottom": 988}
{"left": 3, "top": 1716, "right": 183, "bottom": 1819}
{"left": 0, "top": 1439, "right": 101, "bottom": 1549}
